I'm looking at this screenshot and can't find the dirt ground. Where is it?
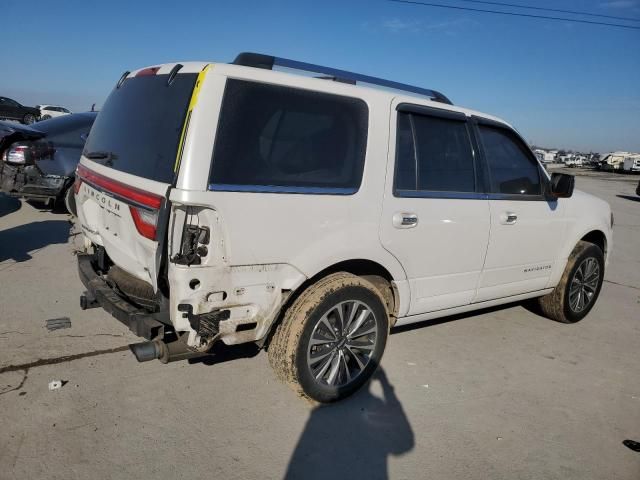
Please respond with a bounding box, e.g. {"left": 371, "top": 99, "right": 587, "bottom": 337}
{"left": 0, "top": 173, "right": 639, "bottom": 480}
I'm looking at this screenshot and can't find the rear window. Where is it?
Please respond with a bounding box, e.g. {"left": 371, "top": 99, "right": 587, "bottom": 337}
{"left": 83, "top": 73, "right": 197, "bottom": 184}
{"left": 209, "top": 79, "right": 368, "bottom": 193}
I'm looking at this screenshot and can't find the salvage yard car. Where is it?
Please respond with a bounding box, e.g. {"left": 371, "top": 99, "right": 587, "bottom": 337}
{"left": 0, "top": 112, "right": 96, "bottom": 214}
{"left": 75, "top": 53, "right": 613, "bottom": 402}
{"left": 37, "top": 104, "right": 72, "bottom": 120}
{"left": 0, "top": 96, "right": 40, "bottom": 124}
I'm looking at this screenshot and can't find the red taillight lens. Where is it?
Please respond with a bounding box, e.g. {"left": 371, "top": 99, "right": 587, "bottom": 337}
{"left": 76, "top": 164, "right": 163, "bottom": 209}
{"left": 76, "top": 164, "right": 164, "bottom": 241}
{"left": 136, "top": 67, "right": 160, "bottom": 77}
{"left": 129, "top": 206, "right": 158, "bottom": 240}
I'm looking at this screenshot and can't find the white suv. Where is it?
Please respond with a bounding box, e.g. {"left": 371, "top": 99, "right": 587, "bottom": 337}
{"left": 75, "top": 53, "right": 613, "bottom": 402}
{"left": 37, "top": 105, "right": 72, "bottom": 120}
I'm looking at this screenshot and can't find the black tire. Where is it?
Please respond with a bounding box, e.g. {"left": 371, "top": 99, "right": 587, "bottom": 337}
{"left": 41, "top": 114, "right": 51, "bottom": 120}
{"left": 22, "top": 113, "right": 36, "bottom": 125}
{"left": 536, "top": 241, "right": 605, "bottom": 323}
{"left": 63, "top": 185, "right": 77, "bottom": 216}
{"left": 268, "top": 272, "right": 389, "bottom": 403}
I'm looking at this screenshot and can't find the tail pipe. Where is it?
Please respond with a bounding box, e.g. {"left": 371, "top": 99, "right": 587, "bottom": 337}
{"left": 129, "top": 338, "right": 208, "bottom": 363}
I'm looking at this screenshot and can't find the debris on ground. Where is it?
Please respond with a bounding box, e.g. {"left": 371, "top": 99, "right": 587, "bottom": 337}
{"left": 48, "top": 380, "right": 64, "bottom": 390}
{"left": 623, "top": 440, "right": 640, "bottom": 453}
{"left": 46, "top": 317, "right": 72, "bottom": 331}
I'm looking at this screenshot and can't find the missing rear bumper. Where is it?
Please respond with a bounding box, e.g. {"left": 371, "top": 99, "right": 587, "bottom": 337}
{"left": 77, "top": 253, "right": 168, "bottom": 340}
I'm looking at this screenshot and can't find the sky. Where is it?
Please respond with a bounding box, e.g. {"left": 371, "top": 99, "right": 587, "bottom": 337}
{"left": 1, "top": 0, "right": 638, "bottom": 153}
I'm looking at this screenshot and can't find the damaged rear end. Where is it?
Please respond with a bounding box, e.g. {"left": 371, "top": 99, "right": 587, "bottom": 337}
{"left": 0, "top": 114, "right": 96, "bottom": 212}
{"left": 75, "top": 63, "right": 218, "bottom": 361}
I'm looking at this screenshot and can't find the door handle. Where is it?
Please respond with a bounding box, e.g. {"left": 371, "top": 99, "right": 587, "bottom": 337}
{"left": 393, "top": 212, "right": 418, "bottom": 229}
{"left": 500, "top": 212, "right": 518, "bottom": 225}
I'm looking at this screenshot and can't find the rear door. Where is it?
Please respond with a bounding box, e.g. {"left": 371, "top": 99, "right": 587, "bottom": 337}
{"left": 380, "top": 102, "right": 490, "bottom": 315}
{"left": 473, "top": 119, "right": 566, "bottom": 302}
{"left": 75, "top": 65, "right": 206, "bottom": 290}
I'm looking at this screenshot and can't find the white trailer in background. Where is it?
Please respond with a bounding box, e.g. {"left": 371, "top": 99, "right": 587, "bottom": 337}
{"left": 601, "top": 152, "right": 630, "bottom": 171}
{"left": 623, "top": 155, "right": 640, "bottom": 173}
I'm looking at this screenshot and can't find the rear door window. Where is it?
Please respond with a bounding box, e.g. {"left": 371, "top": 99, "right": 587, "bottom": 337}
{"left": 395, "top": 111, "right": 476, "bottom": 194}
{"left": 83, "top": 73, "right": 197, "bottom": 184}
{"left": 477, "top": 125, "right": 541, "bottom": 195}
{"left": 209, "top": 80, "right": 368, "bottom": 193}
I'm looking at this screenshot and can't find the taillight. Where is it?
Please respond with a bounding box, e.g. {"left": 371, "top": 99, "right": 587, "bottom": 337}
{"left": 76, "top": 164, "right": 163, "bottom": 209}
{"left": 136, "top": 67, "right": 160, "bottom": 77}
{"left": 3, "top": 144, "right": 30, "bottom": 164}
{"left": 129, "top": 206, "right": 159, "bottom": 240}
{"left": 76, "top": 164, "right": 164, "bottom": 241}
{"left": 2, "top": 141, "right": 53, "bottom": 164}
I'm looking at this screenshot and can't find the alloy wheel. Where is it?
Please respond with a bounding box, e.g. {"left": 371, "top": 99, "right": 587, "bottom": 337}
{"left": 569, "top": 257, "right": 600, "bottom": 313}
{"left": 306, "top": 300, "right": 378, "bottom": 387}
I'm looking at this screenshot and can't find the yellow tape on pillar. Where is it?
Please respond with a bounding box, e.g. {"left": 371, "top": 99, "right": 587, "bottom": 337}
{"left": 174, "top": 64, "right": 212, "bottom": 173}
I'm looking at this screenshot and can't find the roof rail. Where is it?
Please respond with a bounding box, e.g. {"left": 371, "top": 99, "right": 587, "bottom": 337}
{"left": 232, "top": 52, "right": 453, "bottom": 105}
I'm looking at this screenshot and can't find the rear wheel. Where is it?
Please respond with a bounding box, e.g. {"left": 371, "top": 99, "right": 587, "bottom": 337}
{"left": 63, "top": 185, "right": 77, "bottom": 216}
{"left": 268, "top": 272, "right": 389, "bottom": 403}
{"left": 536, "top": 241, "right": 604, "bottom": 323}
{"left": 41, "top": 114, "right": 51, "bottom": 120}
{"left": 22, "top": 113, "right": 36, "bottom": 125}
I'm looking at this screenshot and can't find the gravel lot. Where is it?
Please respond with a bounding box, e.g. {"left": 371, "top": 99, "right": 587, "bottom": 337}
{"left": 1, "top": 173, "right": 639, "bottom": 480}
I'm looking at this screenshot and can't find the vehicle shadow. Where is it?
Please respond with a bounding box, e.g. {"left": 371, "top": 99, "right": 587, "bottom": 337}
{"left": 25, "top": 199, "right": 69, "bottom": 215}
{"left": 0, "top": 194, "right": 21, "bottom": 217}
{"left": 391, "top": 300, "right": 529, "bottom": 336}
{"left": 187, "top": 341, "right": 261, "bottom": 366}
{"left": 284, "top": 368, "right": 414, "bottom": 480}
{"left": 0, "top": 220, "right": 71, "bottom": 262}
{"left": 616, "top": 194, "right": 640, "bottom": 203}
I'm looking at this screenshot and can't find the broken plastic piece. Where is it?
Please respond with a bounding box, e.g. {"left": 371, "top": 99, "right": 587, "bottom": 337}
{"left": 46, "top": 317, "right": 72, "bottom": 331}
{"left": 48, "top": 380, "right": 62, "bottom": 390}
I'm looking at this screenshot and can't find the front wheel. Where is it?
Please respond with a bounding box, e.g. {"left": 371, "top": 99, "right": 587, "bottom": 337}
{"left": 268, "top": 272, "right": 389, "bottom": 403}
{"left": 22, "top": 113, "right": 36, "bottom": 125}
{"left": 536, "top": 241, "right": 604, "bottom": 323}
{"left": 41, "top": 114, "right": 51, "bottom": 120}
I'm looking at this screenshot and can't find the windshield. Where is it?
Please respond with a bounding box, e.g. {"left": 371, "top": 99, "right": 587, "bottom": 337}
{"left": 83, "top": 73, "right": 197, "bottom": 184}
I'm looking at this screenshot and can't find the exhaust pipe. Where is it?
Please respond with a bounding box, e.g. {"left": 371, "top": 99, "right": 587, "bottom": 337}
{"left": 130, "top": 340, "right": 163, "bottom": 362}
{"left": 129, "top": 338, "right": 209, "bottom": 363}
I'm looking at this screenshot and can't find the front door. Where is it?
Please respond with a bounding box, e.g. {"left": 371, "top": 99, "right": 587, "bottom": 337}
{"left": 380, "top": 102, "right": 490, "bottom": 316}
{"left": 473, "top": 120, "right": 566, "bottom": 302}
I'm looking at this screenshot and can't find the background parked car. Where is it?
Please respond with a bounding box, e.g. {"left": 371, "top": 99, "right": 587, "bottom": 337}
{"left": 0, "top": 112, "right": 96, "bottom": 214}
{"left": 37, "top": 105, "right": 72, "bottom": 120}
{"left": 0, "top": 96, "right": 40, "bottom": 124}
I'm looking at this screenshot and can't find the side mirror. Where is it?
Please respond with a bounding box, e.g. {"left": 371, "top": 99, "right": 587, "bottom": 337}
{"left": 549, "top": 172, "right": 574, "bottom": 198}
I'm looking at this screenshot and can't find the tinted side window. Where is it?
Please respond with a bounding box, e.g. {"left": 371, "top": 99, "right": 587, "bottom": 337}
{"left": 210, "top": 80, "right": 368, "bottom": 192}
{"left": 395, "top": 112, "right": 476, "bottom": 193}
{"left": 478, "top": 125, "right": 541, "bottom": 195}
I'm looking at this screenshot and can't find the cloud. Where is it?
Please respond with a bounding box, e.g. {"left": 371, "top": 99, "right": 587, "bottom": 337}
{"left": 379, "top": 17, "right": 478, "bottom": 34}
{"left": 599, "top": 0, "right": 639, "bottom": 8}
{"left": 382, "top": 18, "right": 422, "bottom": 32}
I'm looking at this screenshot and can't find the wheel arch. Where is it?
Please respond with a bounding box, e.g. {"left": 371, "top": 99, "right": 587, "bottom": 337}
{"left": 265, "top": 258, "right": 406, "bottom": 349}
{"left": 580, "top": 229, "right": 607, "bottom": 259}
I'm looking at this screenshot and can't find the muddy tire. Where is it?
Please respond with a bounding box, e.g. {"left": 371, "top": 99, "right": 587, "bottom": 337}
{"left": 536, "top": 241, "right": 604, "bottom": 323}
{"left": 268, "top": 272, "right": 389, "bottom": 403}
